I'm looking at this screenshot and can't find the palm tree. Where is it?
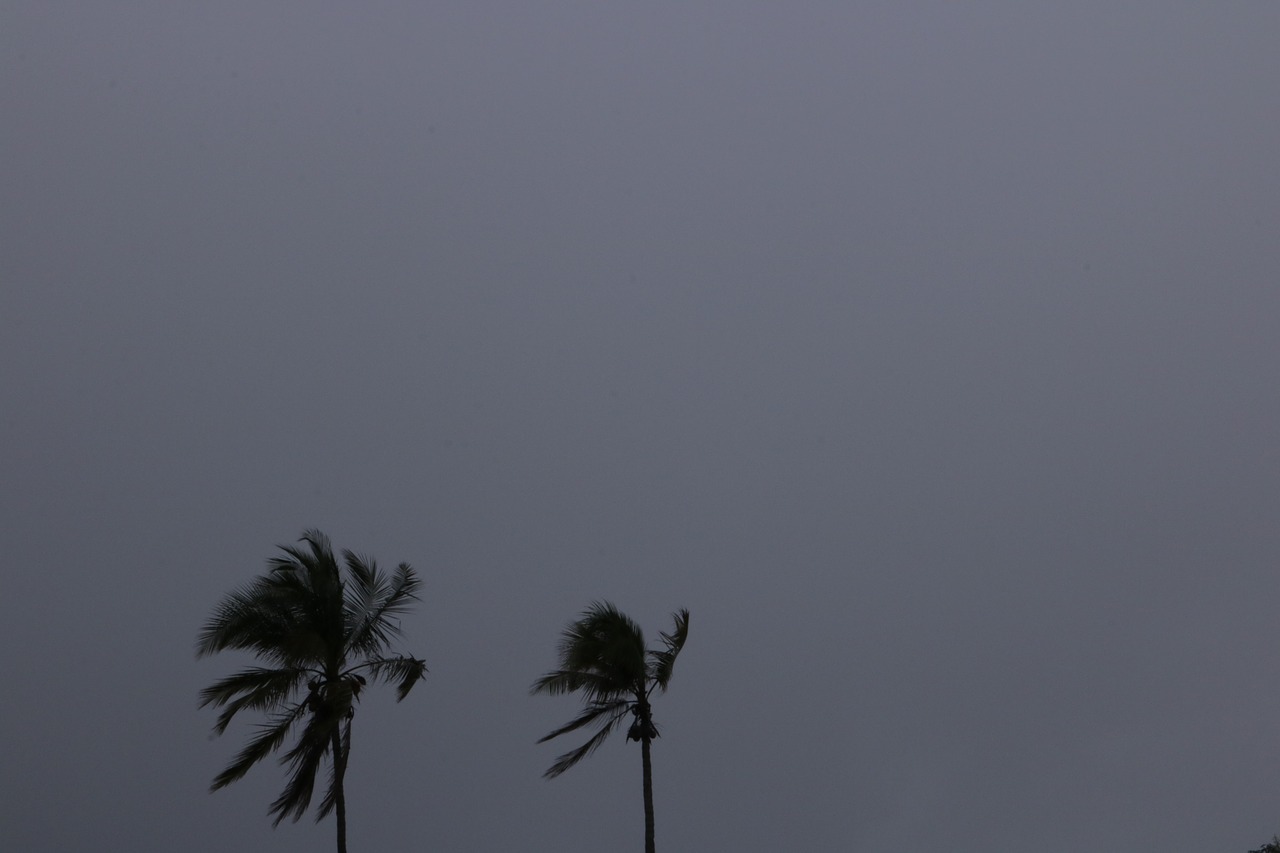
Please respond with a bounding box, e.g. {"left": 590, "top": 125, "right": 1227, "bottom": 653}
{"left": 531, "top": 601, "right": 689, "bottom": 853}
{"left": 196, "top": 529, "right": 427, "bottom": 853}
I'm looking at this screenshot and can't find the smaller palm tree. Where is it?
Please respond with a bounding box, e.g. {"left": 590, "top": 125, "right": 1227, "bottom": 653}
{"left": 532, "top": 601, "right": 689, "bottom": 853}
{"left": 196, "top": 530, "right": 427, "bottom": 853}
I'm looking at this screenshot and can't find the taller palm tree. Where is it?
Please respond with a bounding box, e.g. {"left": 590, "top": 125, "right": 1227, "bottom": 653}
{"left": 196, "top": 530, "right": 427, "bottom": 853}
{"left": 531, "top": 601, "right": 689, "bottom": 853}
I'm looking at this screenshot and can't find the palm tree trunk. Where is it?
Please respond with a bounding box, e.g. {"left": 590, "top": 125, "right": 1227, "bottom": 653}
{"left": 641, "top": 734, "right": 655, "bottom": 853}
{"left": 332, "top": 724, "right": 349, "bottom": 853}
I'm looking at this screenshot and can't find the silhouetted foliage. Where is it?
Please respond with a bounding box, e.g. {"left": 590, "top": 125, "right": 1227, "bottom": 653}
{"left": 1249, "top": 837, "right": 1280, "bottom": 853}
{"left": 197, "top": 530, "right": 427, "bottom": 853}
{"left": 532, "top": 601, "right": 689, "bottom": 853}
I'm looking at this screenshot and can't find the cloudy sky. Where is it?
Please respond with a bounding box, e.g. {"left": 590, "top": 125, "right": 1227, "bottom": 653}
{"left": 3, "top": 3, "right": 1279, "bottom": 851}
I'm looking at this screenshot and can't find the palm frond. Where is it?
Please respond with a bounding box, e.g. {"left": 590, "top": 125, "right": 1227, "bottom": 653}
{"left": 316, "top": 719, "right": 351, "bottom": 821}
{"left": 199, "top": 666, "right": 311, "bottom": 734}
{"left": 210, "top": 703, "right": 307, "bottom": 792}
{"left": 269, "top": 702, "right": 341, "bottom": 825}
{"left": 530, "top": 669, "right": 632, "bottom": 700}
{"left": 647, "top": 608, "right": 689, "bottom": 691}
{"left": 269, "top": 530, "right": 344, "bottom": 611}
{"left": 342, "top": 549, "right": 382, "bottom": 598}
{"left": 344, "top": 559, "right": 421, "bottom": 657}
{"left": 195, "top": 582, "right": 295, "bottom": 660}
{"left": 542, "top": 601, "right": 647, "bottom": 694}
{"left": 358, "top": 655, "right": 428, "bottom": 701}
{"left": 342, "top": 550, "right": 388, "bottom": 650}
{"left": 532, "top": 604, "right": 646, "bottom": 704}
{"left": 542, "top": 707, "right": 629, "bottom": 779}
{"left": 536, "top": 696, "right": 631, "bottom": 743}
{"left": 197, "top": 565, "right": 338, "bottom": 668}
{"left": 254, "top": 535, "right": 350, "bottom": 665}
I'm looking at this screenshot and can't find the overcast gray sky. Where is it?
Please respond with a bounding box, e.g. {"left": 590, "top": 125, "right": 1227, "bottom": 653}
{"left": 3, "top": 3, "right": 1279, "bottom": 851}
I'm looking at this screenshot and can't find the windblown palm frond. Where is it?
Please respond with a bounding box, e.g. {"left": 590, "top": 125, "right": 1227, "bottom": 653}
{"left": 531, "top": 668, "right": 629, "bottom": 699}
{"left": 536, "top": 696, "right": 633, "bottom": 745}
{"left": 199, "top": 666, "right": 314, "bottom": 735}
{"left": 344, "top": 556, "right": 421, "bottom": 657}
{"left": 272, "top": 707, "right": 338, "bottom": 824}
{"left": 360, "top": 654, "right": 428, "bottom": 701}
{"left": 647, "top": 608, "right": 689, "bottom": 692}
{"left": 540, "top": 701, "right": 632, "bottom": 778}
{"left": 210, "top": 704, "right": 309, "bottom": 792}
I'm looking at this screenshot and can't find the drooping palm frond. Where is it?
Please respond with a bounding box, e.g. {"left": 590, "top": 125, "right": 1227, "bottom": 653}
{"left": 358, "top": 654, "right": 428, "bottom": 701}
{"left": 199, "top": 666, "right": 313, "bottom": 734}
{"left": 316, "top": 720, "right": 352, "bottom": 821}
{"left": 270, "top": 706, "right": 341, "bottom": 825}
{"left": 211, "top": 703, "right": 309, "bottom": 792}
{"left": 535, "top": 696, "right": 632, "bottom": 744}
{"left": 541, "top": 701, "right": 631, "bottom": 778}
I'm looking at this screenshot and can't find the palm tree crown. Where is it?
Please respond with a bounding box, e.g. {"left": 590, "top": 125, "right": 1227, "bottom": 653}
{"left": 532, "top": 601, "right": 689, "bottom": 853}
{"left": 196, "top": 530, "right": 427, "bottom": 850}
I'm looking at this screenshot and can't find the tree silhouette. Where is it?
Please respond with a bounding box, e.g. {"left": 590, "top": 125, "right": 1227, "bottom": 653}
{"left": 196, "top": 530, "right": 427, "bottom": 853}
{"left": 532, "top": 601, "right": 689, "bottom": 853}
